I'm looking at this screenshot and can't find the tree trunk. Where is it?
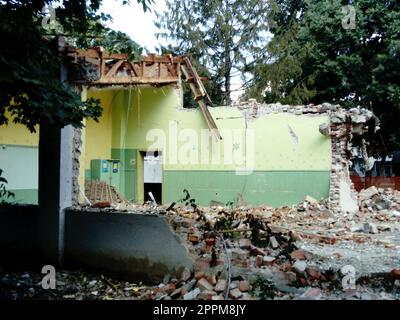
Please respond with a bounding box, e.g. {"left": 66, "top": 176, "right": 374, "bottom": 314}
{"left": 225, "top": 67, "right": 231, "bottom": 105}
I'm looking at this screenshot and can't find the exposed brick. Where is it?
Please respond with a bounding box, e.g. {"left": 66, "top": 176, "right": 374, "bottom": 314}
{"left": 194, "top": 271, "right": 205, "bottom": 280}
{"left": 307, "top": 269, "right": 321, "bottom": 280}
{"left": 198, "top": 290, "right": 217, "bottom": 300}
{"left": 290, "top": 250, "right": 306, "bottom": 260}
{"left": 239, "top": 280, "right": 250, "bottom": 292}
{"left": 196, "top": 278, "right": 214, "bottom": 291}
{"left": 262, "top": 256, "right": 276, "bottom": 266}
{"left": 250, "top": 245, "right": 267, "bottom": 256}
{"left": 230, "top": 281, "right": 239, "bottom": 289}
{"left": 214, "top": 279, "right": 227, "bottom": 292}
{"left": 160, "top": 283, "right": 176, "bottom": 294}
{"left": 180, "top": 267, "right": 191, "bottom": 282}
{"left": 239, "top": 238, "right": 252, "bottom": 249}
{"left": 269, "top": 236, "right": 279, "bottom": 249}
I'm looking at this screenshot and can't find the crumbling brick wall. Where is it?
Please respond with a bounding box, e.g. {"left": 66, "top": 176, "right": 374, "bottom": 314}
{"left": 235, "top": 100, "right": 379, "bottom": 213}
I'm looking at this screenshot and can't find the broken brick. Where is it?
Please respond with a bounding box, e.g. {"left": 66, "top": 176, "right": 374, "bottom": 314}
{"left": 250, "top": 245, "right": 267, "bottom": 256}
{"left": 159, "top": 283, "right": 176, "bottom": 294}
{"left": 196, "top": 278, "right": 214, "bottom": 291}
{"left": 269, "top": 236, "right": 279, "bottom": 249}
{"left": 92, "top": 201, "right": 111, "bottom": 208}
{"left": 229, "top": 288, "right": 243, "bottom": 299}
{"left": 262, "top": 256, "right": 276, "bottom": 266}
{"left": 298, "top": 277, "right": 309, "bottom": 286}
{"left": 290, "top": 250, "right": 306, "bottom": 260}
{"left": 301, "top": 287, "right": 321, "bottom": 299}
{"left": 206, "top": 273, "right": 217, "bottom": 285}
{"left": 189, "top": 234, "right": 200, "bottom": 244}
{"left": 214, "top": 279, "right": 227, "bottom": 292}
{"left": 198, "top": 290, "right": 217, "bottom": 300}
{"left": 239, "top": 238, "right": 252, "bottom": 249}
{"left": 194, "top": 271, "right": 205, "bottom": 280}
{"left": 283, "top": 271, "right": 297, "bottom": 284}
{"left": 230, "top": 281, "right": 239, "bottom": 289}
{"left": 195, "top": 258, "right": 210, "bottom": 274}
{"left": 239, "top": 280, "right": 250, "bottom": 292}
{"left": 390, "top": 269, "right": 400, "bottom": 280}
{"left": 307, "top": 269, "right": 321, "bottom": 280}
{"left": 180, "top": 267, "right": 191, "bottom": 282}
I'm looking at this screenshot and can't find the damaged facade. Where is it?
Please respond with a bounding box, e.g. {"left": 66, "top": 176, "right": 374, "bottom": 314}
{"left": 0, "top": 80, "right": 378, "bottom": 212}
{"left": 2, "top": 45, "right": 400, "bottom": 301}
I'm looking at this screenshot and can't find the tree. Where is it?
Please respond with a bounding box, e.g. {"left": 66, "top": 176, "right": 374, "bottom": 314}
{"left": 246, "top": 0, "right": 400, "bottom": 152}
{"left": 159, "top": 44, "right": 225, "bottom": 108}
{"left": 155, "top": 0, "right": 270, "bottom": 105}
{"left": 93, "top": 30, "right": 143, "bottom": 61}
{"left": 0, "top": 0, "right": 152, "bottom": 133}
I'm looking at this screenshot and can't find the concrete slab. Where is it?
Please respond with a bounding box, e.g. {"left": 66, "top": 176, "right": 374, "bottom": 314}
{"left": 64, "top": 209, "right": 194, "bottom": 283}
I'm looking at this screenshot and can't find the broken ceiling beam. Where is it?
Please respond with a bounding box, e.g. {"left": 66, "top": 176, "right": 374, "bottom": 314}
{"left": 87, "top": 77, "right": 179, "bottom": 86}
{"left": 66, "top": 47, "right": 181, "bottom": 85}
{"left": 182, "top": 57, "right": 211, "bottom": 103}
{"left": 180, "top": 57, "right": 222, "bottom": 141}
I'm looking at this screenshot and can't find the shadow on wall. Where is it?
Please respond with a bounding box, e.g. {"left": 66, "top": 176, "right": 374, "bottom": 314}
{"left": 0, "top": 205, "right": 193, "bottom": 284}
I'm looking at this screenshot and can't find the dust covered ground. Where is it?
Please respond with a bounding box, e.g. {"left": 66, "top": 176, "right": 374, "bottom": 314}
{"left": 1, "top": 187, "right": 400, "bottom": 300}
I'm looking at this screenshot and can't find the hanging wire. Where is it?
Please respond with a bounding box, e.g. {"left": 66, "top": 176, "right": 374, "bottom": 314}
{"left": 122, "top": 84, "right": 133, "bottom": 150}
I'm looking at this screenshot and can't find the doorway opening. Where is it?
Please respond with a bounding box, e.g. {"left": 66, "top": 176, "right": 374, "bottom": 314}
{"left": 142, "top": 151, "right": 162, "bottom": 204}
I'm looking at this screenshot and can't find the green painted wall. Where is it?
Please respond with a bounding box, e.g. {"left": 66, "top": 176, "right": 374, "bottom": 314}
{"left": 164, "top": 170, "right": 330, "bottom": 207}
{"left": 111, "top": 148, "right": 137, "bottom": 202}
{"left": 6, "top": 189, "right": 38, "bottom": 204}
{"left": 85, "top": 86, "right": 332, "bottom": 207}
{"left": 0, "top": 144, "right": 38, "bottom": 204}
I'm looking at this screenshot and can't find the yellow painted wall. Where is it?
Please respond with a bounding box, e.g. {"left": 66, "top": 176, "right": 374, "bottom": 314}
{"left": 85, "top": 86, "right": 331, "bottom": 172}
{"left": 0, "top": 112, "right": 38, "bottom": 146}
{"left": 84, "top": 89, "right": 115, "bottom": 169}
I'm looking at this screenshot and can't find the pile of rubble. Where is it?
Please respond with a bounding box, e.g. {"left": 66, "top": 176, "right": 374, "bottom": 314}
{"left": 157, "top": 195, "right": 400, "bottom": 300}
{"left": 0, "top": 268, "right": 155, "bottom": 300}
{"left": 235, "top": 100, "right": 380, "bottom": 215}
{"left": 359, "top": 186, "right": 400, "bottom": 214}
{"left": 2, "top": 189, "right": 400, "bottom": 300}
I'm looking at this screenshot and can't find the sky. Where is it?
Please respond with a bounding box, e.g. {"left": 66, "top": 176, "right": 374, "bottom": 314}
{"left": 100, "top": 0, "right": 167, "bottom": 54}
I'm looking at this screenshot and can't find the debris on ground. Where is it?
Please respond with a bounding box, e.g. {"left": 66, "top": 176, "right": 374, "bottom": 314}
{"left": 2, "top": 190, "right": 400, "bottom": 300}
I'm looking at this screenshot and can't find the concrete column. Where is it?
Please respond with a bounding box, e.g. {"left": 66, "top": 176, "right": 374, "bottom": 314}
{"left": 38, "top": 124, "right": 74, "bottom": 265}
{"left": 38, "top": 36, "right": 73, "bottom": 265}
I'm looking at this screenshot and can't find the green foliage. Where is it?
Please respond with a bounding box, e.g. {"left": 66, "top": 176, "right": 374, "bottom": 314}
{"left": 251, "top": 277, "right": 276, "bottom": 300}
{"left": 93, "top": 30, "right": 143, "bottom": 61}
{"left": 0, "top": 0, "right": 150, "bottom": 132}
{"left": 246, "top": 0, "right": 400, "bottom": 152}
{"left": 156, "top": 0, "right": 270, "bottom": 105}
{"left": 0, "top": 169, "right": 15, "bottom": 204}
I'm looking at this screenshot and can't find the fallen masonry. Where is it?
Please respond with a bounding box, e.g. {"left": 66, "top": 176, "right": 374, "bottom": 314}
{"left": 2, "top": 190, "right": 400, "bottom": 300}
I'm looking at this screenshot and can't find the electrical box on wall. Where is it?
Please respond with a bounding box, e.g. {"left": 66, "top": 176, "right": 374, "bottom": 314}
{"left": 91, "top": 159, "right": 121, "bottom": 190}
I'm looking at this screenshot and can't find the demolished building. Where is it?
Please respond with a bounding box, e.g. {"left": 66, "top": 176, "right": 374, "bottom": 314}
{"left": 0, "top": 47, "right": 379, "bottom": 213}
{"left": 3, "top": 42, "right": 396, "bottom": 298}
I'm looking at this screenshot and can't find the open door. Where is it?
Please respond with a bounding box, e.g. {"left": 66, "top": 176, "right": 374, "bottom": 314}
{"left": 138, "top": 151, "right": 162, "bottom": 204}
